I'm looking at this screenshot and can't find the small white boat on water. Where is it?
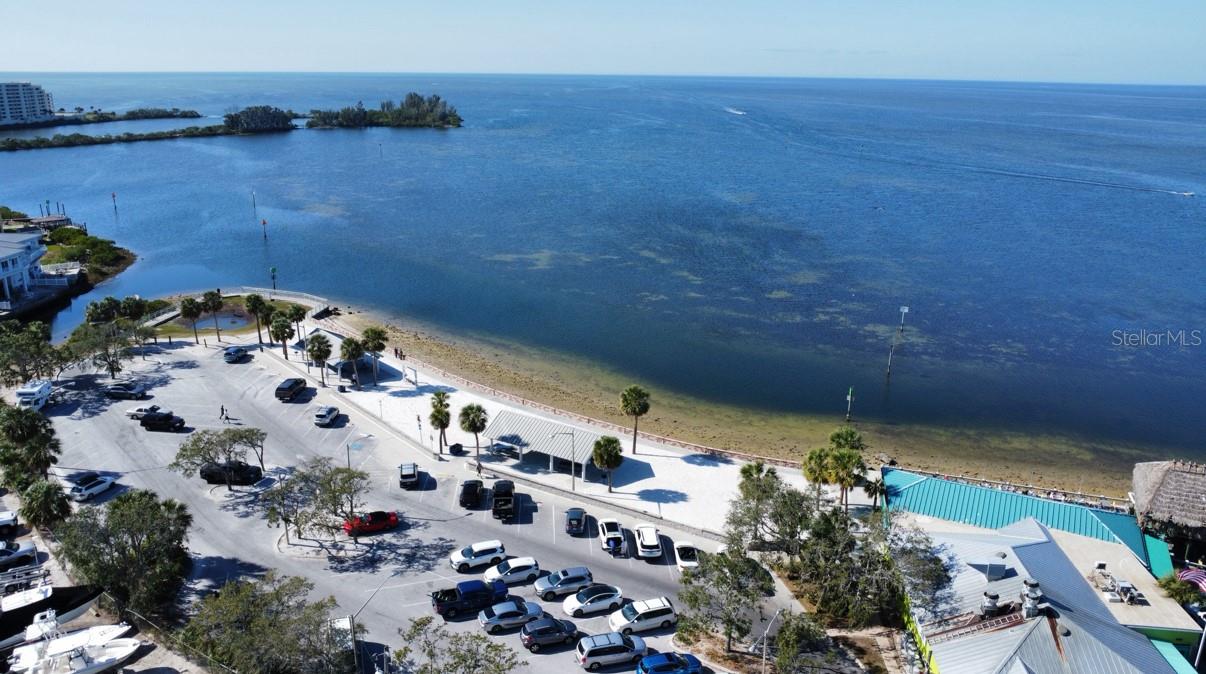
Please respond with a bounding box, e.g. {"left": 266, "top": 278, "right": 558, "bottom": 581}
{"left": 8, "top": 611, "right": 132, "bottom": 674}
{"left": 17, "top": 638, "right": 141, "bottom": 674}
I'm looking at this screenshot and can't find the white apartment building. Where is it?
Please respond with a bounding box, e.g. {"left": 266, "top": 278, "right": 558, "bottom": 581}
{"left": 0, "top": 82, "right": 55, "bottom": 126}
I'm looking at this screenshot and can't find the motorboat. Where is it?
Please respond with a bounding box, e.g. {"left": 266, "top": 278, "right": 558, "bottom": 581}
{"left": 14, "top": 638, "right": 141, "bottom": 674}
{"left": 0, "top": 587, "right": 102, "bottom": 650}
{"left": 8, "top": 612, "right": 132, "bottom": 673}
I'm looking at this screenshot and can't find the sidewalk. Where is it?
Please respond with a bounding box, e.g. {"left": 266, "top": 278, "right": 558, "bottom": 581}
{"left": 264, "top": 331, "right": 867, "bottom": 536}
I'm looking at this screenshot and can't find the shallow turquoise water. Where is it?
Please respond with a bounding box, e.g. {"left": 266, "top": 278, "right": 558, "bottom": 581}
{"left": 2, "top": 73, "right": 1204, "bottom": 453}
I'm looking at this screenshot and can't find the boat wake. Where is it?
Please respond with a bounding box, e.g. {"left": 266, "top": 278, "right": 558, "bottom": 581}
{"left": 724, "top": 107, "right": 747, "bottom": 116}
{"left": 954, "top": 165, "right": 1196, "bottom": 197}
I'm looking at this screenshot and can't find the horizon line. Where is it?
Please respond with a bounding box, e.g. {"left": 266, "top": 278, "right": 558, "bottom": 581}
{"left": 2, "top": 70, "right": 1205, "bottom": 88}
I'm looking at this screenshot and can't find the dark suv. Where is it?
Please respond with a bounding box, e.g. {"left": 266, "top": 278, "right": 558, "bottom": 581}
{"left": 459, "top": 480, "right": 483, "bottom": 508}
{"left": 275, "top": 378, "right": 306, "bottom": 401}
{"left": 199, "top": 461, "right": 263, "bottom": 486}
{"left": 140, "top": 412, "right": 185, "bottom": 432}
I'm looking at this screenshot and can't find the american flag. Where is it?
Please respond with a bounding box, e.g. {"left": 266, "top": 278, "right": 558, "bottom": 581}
{"left": 1178, "top": 568, "right": 1206, "bottom": 593}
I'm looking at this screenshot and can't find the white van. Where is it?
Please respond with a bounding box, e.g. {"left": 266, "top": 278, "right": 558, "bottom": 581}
{"left": 15, "top": 381, "right": 52, "bottom": 412}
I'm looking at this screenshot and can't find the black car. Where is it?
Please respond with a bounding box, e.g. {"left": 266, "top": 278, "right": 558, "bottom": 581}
{"left": 519, "top": 617, "right": 577, "bottom": 652}
{"left": 139, "top": 412, "right": 185, "bottom": 432}
{"left": 104, "top": 382, "right": 145, "bottom": 400}
{"left": 493, "top": 480, "right": 515, "bottom": 499}
{"left": 223, "top": 346, "right": 248, "bottom": 363}
{"left": 275, "top": 378, "right": 306, "bottom": 401}
{"left": 199, "top": 461, "right": 263, "bottom": 486}
{"left": 459, "top": 480, "right": 483, "bottom": 508}
{"left": 565, "top": 507, "right": 587, "bottom": 535}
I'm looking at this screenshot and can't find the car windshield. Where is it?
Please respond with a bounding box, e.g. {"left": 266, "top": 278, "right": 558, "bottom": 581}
{"left": 482, "top": 606, "right": 496, "bottom": 618}
{"left": 546, "top": 571, "right": 562, "bottom": 584}
{"left": 621, "top": 634, "right": 635, "bottom": 649}
{"left": 3, "top": 542, "right": 16, "bottom": 552}
{"left": 458, "top": 545, "right": 474, "bottom": 557}
{"left": 496, "top": 560, "right": 511, "bottom": 573}
{"left": 620, "top": 603, "right": 638, "bottom": 621}
{"left": 679, "top": 547, "right": 697, "bottom": 560}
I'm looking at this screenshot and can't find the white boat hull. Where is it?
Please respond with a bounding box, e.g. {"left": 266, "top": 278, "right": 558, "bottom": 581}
{"left": 8, "top": 625, "right": 132, "bottom": 673}
{"left": 22, "top": 637, "right": 141, "bottom": 674}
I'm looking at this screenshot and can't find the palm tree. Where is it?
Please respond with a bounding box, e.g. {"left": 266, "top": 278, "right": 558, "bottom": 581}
{"left": 431, "top": 390, "right": 450, "bottom": 411}
{"left": 269, "top": 316, "right": 294, "bottom": 360}
{"left": 20, "top": 479, "right": 72, "bottom": 530}
{"left": 340, "top": 337, "right": 366, "bottom": 389}
{"left": 244, "top": 294, "right": 267, "bottom": 344}
{"left": 802, "top": 446, "right": 832, "bottom": 508}
{"left": 458, "top": 404, "right": 488, "bottom": 462}
{"left": 429, "top": 406, "right": 450, "bottom": 454}
{"left": 619, "top": 385, "right": 650, "bottom": 455}
{"left": 591, "top": 436, "right": 623, "bottom": 493}
{"left": 255, "top": 303, "right": 277, "bottom": 339}
{"left": 863, "top": 476, "right": 887, "bottom": 512}
{"left": 287, "top": 304, "right": 308, "bottom": 351}
{"left": 307, "top": 333, "right": 332, "bottom": 385}
{"left": 829, "top": 426, "right": 867, "bottom": 452}
{"left": 179, "top": 298, "right": 202, "bottom": 344}
{"left": 829, "top": 448, "right": 866, "bottom": 513}
{"left": 0, "top": 407, "right": 61, "bottom": 479}
{"left": 360, "top": 326, "right": 387, "bottom": 386}
{"left": 201, "top": 290, "right": 224, "bottom": 342}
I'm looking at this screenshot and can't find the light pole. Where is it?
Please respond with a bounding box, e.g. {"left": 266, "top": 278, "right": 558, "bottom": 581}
{"left": 899, "top": 305, "right": 909, "bottom": 333}
{"left": 550, "top": 431, "right": 576, "bottom": 491}
{"left": 760, "top": 607, "right": 785, "bottom": 674}
{"left": 845, "top": 387, "right": 854, "bottom": 422}
{"left": 269, "top": 266, "right": 277, "bottom": 292}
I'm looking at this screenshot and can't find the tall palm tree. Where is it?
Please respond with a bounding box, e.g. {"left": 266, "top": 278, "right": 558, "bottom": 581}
{"left": 255, "top": 303, "right": 277, "bottom": 340}
{"left": 458, "top": 404, "right": 488, "bottom": 461}
{"left": 20, "top": 479, "right": 72, "bottom": 530}
{"left": 431, "top": 390, "right": 450, "bottom": 411}
{"left": 863, "top": 476, "right": 887, "bottom": 512}
{"left": 269, "top": 317, "right": 294, "bottom": 360}
{"left": 829, "top": 448, "right": 866, "bottom": 513}
{"left": 307, "top": 333, "right": 332, "bottom": 386}
{"left": 591, "top": 436, "right": 623, "bottom": 493}
{"left": 201, "top": 290, "right": 224, "bottom": 342}
{"left": 0, "top": 407, "right": 61, "bottom": 479}
{"left": 287, "top": 304, "right": 308, "bottom": 351}
{"left": 802, "top": 447, "right": 832, "bottom": 508}
{"left": 619, "top": 385, "right": 650, "bottom": 455}
{"left": 429, "top": 406, "right": 450, "bottom": 454}
{"left": 360, "top": 326, "right": 387, "bottom": 386}
{"left": 244, "top": 294, "right": 267, "bottom": 344}
{"left": 829, "top": 425, "right": 867, "bottom": 452}
{"left": 340, "top": 338, "right": 366, "bottom": 389}
{"left": 179, "top": 298, "right": 202, "bottom": 344}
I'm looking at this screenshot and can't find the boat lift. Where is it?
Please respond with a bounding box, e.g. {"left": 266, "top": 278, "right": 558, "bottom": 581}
{"left": 0, "top": 563, "right": 50, "bottom": 595}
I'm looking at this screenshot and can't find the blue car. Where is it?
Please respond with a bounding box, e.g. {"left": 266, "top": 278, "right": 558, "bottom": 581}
{"left": 635, "top": 652, "right": 703, "bottom": 674}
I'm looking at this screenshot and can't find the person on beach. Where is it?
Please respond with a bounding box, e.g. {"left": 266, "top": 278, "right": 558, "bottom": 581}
{"left": 219, "top": 405, "right": 226, "bottom": 421}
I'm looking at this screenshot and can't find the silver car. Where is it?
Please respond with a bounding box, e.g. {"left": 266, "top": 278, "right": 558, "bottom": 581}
{"left": 0, "top": 541, "right": 36, "bottom": 570}
{"left": 478, "top": 599, "right": 543, "bottom": 634}
{"left": 533, "top": 566, "right": 593, "bottom": 601}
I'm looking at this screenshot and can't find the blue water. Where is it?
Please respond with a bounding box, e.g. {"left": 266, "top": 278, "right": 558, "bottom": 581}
{"left": 2, "top": 73, "right": 1205, "bottom": 455}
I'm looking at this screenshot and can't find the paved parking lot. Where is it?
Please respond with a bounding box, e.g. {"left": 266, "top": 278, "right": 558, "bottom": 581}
{"left": 45, "top": 339, "right": 777, "bottom": 673}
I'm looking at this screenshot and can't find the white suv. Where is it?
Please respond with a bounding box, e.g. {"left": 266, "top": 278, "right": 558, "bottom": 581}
{"left": 608, "top": 597, "right": 677, "bottom": 635}
{"left": 634, "top": 523, "right": 662, "bottom": 559}
{"left": 449, "top": 540, "right": 505, "bottom": 573}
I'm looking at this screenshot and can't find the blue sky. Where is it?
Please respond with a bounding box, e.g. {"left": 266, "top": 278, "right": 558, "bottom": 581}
{"left": 5, "top": 0, "right": 1204, "bottom": 84}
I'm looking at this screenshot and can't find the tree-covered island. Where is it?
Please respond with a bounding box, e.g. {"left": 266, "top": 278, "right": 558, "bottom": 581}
{"left": 0, "top": 107, "right": 202, "bottom": 131}
{"left": 306, "top": 93, "right": 462, "bottom": 128}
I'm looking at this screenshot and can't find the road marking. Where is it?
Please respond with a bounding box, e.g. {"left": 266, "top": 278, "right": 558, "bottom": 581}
{"left": 551, "top": 505, "right": 557, "bottom": 545}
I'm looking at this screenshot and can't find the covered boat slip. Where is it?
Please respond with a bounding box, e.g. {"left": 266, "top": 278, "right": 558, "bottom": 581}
{"left": 482, "top": 410, "right": 604, "bottom": 477}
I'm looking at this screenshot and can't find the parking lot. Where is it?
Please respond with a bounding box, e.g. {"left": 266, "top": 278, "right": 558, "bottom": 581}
{"left": 44, "top": 338, "right": 769, "bottom": 673}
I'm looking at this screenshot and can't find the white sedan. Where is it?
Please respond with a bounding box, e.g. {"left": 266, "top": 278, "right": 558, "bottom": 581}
{"left": 125, "top": 404, "right": 169, "bottom": 420}
{"left": 674, "top": 542, "right": 700, "bottom": 571}
{"left": 69, "top": 475, "right": 115, "bottom": 502}
{"left": 484, "top": 556, "right": 540, "bottom": 585}
{"left": 562, "top": 584, "right": 623, "bottom": 617}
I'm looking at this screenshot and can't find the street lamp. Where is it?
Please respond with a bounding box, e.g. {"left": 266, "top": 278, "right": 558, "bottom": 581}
{"left": 760, "top": 607, "right": 785, "bottom": 674}
{"left": 550, "top": 431, "right": 576, "bottom": 492}
{"left": 269, "top": 266, "right": 277, "bottom": 292}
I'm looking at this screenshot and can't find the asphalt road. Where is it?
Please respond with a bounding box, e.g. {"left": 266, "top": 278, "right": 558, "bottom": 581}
{"left": 45, "top": 339, "right": 764, "bottom": 673}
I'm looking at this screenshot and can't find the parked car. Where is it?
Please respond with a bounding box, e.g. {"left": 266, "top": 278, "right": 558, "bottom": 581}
{"left": 674, "top": 542, "right": 700, "bottom": 571}
{"left": 519, "top": 616, "right": 577, "bottom": 652}
{"left": 68, "top": 471, "right": 100, "bottom": 486}
{"left": 608, "top": 597, "right": 677, "bottom": 635}
{"left": 533, "top": 566, "right": 593, "bottom": 601}
{"left": 0, "top": 511, "right": 17, "bottom": 537}
{"left": 103, "top": 382, "right": 145, "bottom": 400}
{"left": 634, "top": 523, "right": 662, "bottom": 559}
{"left": 0, "top": 541, "right": 36, "bottom": 570}
{"left": 449, "top": 540, "right": 505, "bottom": 573}
{"left": 492, "top": 480, "right": 516, "bottom": 521}
{"left": 223, "top": 346, "right": 248, "bottom": 363}
{"left": 493, "top": 480, "right": 515, "bottom": 498}
{"left": 199, "top": 461, "right": 263, "bottom": 486}
{"left": 125, "top": 404, "right": 169, "bottom": 420}
{"left": 636, "top": 652, "right": 704, "bottom": 674}
{"left": 139, "top": 412, "right": 185, "bottom": 432}
{"left": 275, "top": 378, "right": 306, "bottom": 401}
{"left": 597, "top": 518, "right": 623, "bottom": 550}
{"left": 458, "top": 480, "right": 483, "bottom": 508}
{"left": 69, "top": 475, "right": 115, "bottom": 502}
{"left": 477, "top": 598, "right": 543, "bottom": 634}
{"left": 562, "top": 584, "right": 623, "bottom": 617}
{"left": 313, "top": 406, "right": 339, "bottom": 427}
{"left": 575, "top": 632, "right": 646, "bottom": 670}
{"left": 484, "top": 557, "right": 540, "bottom": 585}
{"left": 431, "top": 579, "right": 508, "bottom": 619}
{"left": 342, "top": 510, "right": 398, "bottom": 536}
{"left": 398, "top": 463, "right": 420, "bottom": 488}
{"left": 564, "top": 507, "right": 587, "bottom": 535}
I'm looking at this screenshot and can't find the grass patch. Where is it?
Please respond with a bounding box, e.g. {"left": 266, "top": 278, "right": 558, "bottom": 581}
{"left": 156, "top": 295, "right": 307, "bottom": 339}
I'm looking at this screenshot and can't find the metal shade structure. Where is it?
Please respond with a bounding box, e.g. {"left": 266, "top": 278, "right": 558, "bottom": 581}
{"left": 483, "top": 410, "right": 603, "bottom": 472}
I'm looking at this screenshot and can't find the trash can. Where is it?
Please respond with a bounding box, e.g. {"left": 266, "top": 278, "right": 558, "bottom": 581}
{"left": 338, "top": 384, "right": 347, "bottom": 393}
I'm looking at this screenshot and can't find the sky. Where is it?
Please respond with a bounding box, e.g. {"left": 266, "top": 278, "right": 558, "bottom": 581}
{"left": 4, "top": 0, "right": 1205, "bottom": 84}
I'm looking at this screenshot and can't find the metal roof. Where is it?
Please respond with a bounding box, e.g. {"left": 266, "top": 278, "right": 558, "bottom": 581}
{"left": 483, "top": 410, "right": 603, "bottom": 464}
{"left": 883, "top": 468, "right": 1150, "bottom": 566}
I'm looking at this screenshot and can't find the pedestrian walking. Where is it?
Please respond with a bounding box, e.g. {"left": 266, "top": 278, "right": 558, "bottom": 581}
{"left": 219, "top": 405, "right": 227, "bottom": 423}
{"left": 620, "top": 537, "right": 630, "bottom": 558}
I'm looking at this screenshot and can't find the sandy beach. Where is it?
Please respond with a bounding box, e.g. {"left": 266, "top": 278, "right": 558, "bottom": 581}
{"left": 326, "top": 305, "right": 1169, "bottom": 497}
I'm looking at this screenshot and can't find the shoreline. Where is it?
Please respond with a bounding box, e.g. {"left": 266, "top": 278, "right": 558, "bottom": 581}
{"left": 327, "top": 303, "right": 1164, "bottom": 496}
